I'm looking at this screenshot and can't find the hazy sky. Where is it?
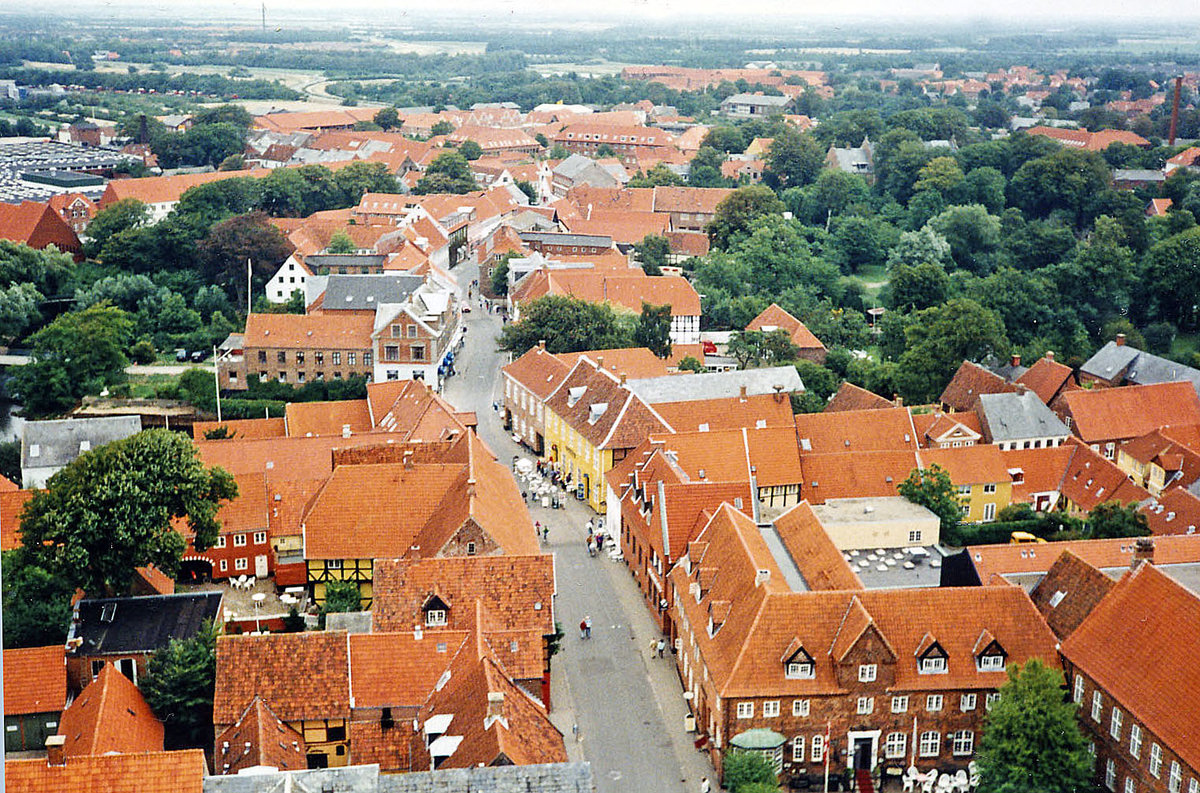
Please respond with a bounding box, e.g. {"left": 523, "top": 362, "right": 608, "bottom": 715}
{"left": 15, "top": 0, "right": 1200, "bottom": 24}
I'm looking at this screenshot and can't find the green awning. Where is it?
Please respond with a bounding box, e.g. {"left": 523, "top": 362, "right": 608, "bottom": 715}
{"left": 730, "top": 728, "right": 785, "bottom": 750}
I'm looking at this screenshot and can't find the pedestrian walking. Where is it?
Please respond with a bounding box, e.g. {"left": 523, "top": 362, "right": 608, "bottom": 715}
{"left": 572, "top": 722, "right": 580, "bottom": 742}
{"left": 535, "top": 521, "right": 542, "bottom": 540}
{"left": 649, "top": 639, "right": 658, "bottom": 658}
{"left": 587, "top": 538, "right": 596, "bottom": 557}
{"left": 700, "top": 777, "right": 711, "bottom": 793}
{"left": 657, "top": 638, "right": 666, "bottom": 658}
{"left": 579, "top": 618, "right": 587, "bottom": 640}
{"left": 584, "top": 615, "right": 592, "bottom": 639}
{"left": 585, "top": 518, "right": 594, "bottom": 534}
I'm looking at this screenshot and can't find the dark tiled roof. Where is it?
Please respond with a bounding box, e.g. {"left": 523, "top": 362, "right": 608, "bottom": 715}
{"left": 69, "top": 592, "right": 223, "bottom": 657}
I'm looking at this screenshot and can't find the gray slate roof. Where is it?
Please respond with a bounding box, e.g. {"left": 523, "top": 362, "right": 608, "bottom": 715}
{"left": 977, "top": 391, "right": 1070, "bottom": 443}
{"left": 320, "top": 274, "right": 425, "bottom": 311}
{"left": 629, "top": 366, "right": 803, "bottom": 404}
{"left": 721, "top": 93, "right": 792, "bottom": 107}
{"left": 203, "top": 762, "right": 596, "bottom": 793}
{"left": 519, "top": 231, "right": 613, "bottom": 248}
{"left": 1081, "top": 341, "right": 1200, "bottom": 394}
{"left": 69, "top": 592, "right": 223, "bottom": 656}
{"left": 21, "top": 415, "right": 142, "bottom": 470}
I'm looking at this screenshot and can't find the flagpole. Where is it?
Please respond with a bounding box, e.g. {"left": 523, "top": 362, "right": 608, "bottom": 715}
{"left": 213, "top": 345, "right": 222, "bottom": 423}
{"left": 823, "top": 721, "right": 831, "bottom": 793}
{"left": 246, "top": 258, "right": 252, "bottom": 316}
{"left": 911, "top": 715, "right": 917, "bottom": 767}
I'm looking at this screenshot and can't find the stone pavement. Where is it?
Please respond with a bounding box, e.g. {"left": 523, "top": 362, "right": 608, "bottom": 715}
{"left": 440, "top": 260, "right": 716, "bottom": 793}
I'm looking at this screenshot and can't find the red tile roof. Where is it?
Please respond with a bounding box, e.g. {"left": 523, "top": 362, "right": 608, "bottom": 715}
{"left": 214, "top": 631, "right": 350, "bottom": 726}
{"left": 513, "top": 269, "right": 701, "bottom": 317}
{"left": 1057, "top": 438, "right": 1151, "bottom": 511}
{"left": 794, "top": 407, "right": 919, "bottom": 454}
{"left": 242, "top": 312, "right": 375, "bottom": 351}
{"left": 824, "top": 382, "right": 894, "bottom": 413}
{"left": 1028, "top": 550, "right": 1114, "bottom": 640}
{"left": 1025, "top": 125, "right": 1150, "bottom": 151}
{"left": 58, "top": 663, "right": 163, "bottom": 757}
{"left": 555, "top": 347, "right": 672, "bottom": 381}
{"left": 100, "top": 169, "right": 274, "bottom": 207}
{"left": 214, "top": 696, "right": 306, "bottom": 775}
{"left": 965, "top": 534, "right": 1200, "bottom": 582}
{"left": 3, "top": 645, "right": 66, "bottom": 715}
{"left": 543, "top": 358, "right": 671, "bottom": 450}
{"left": 746, "top": 304, "right": 826, "bottom": 352}
{"left": 1015, "top": 355, "right": 1075, "bottom": 404}
{"left": 939, "top": 361, "right": 1020, "bottom": 412}
{"left": 191, "top": 418, "right": 287, "bottom": 440}
{"left": 1142, "top": 487, "right": 1200, "bottom": 536}
{"left": 284, "top": 399, "right": 373, "bottom": 437}
{"left": 1062, "top": 563, "right": 1200, "bottom": 770}
{"left": 5, "top": 750, "right": 206, "bottom": 793}
{"left": 561, "top": 210, "right": 670, "bottom": 245}
{"left": 349, "top": 631, "right": 467, "bottom": 707}
{"left": 773, "top": 502, "right": 862, "bottom": 591}
{"left": 800, "top": 451, "right": 921, "bottom": 503}
{"left": 1060, "top": 382, "right": 1200, "bottom": 444}
{"left": 919, "top": 444, "right": 1009, "bottom": 485}
{"left": 0, "top": 488, "right": 34, "bottom": 551}
{"left": 651, "top": 393, "right": 795, "bottom": 433}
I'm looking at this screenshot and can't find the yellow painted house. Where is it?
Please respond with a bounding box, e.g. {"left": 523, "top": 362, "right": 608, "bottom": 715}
{"left": 1115, "top": 427, "right": 1200, "bottom": 498}
{"left": 921, "top": 446, "right": 1012, "bottom": 523}
{"left": 542, "top": 357, "right": 671, "bottom": 514}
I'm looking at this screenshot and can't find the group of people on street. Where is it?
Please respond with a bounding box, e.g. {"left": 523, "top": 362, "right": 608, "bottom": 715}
{"left": 578, "top": 615, "right": 592, "bottom": 639}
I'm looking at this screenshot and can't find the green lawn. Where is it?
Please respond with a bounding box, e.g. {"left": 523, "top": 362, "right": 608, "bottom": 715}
{"left": 849, "top": 264, "right": 888, "bottom": 303}
{"left": 1170, "top": 331, "right": 1200, "bottom": 364}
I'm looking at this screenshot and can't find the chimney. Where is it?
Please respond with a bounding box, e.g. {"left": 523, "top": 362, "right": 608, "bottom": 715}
{"left": 46, "top": 735, "right": 66, "bottom": 766}
{"left": 1045, "top": 350, "right": 1055, "bottom": 361}
{"left": 342, "top": 423, "right": 352, "bottom": 438}
{"left": 739, "top": 384, "right": 748, "bottom": 402}
{"left": 466, "top": 477, "right": 477, "bottom": 498}
{"left": 403, "top": 450, "right": 414, "bottom": 469}
{"left": 596, "top": 356, "right": 604, "bottom": 371}
{"left": 754, "top": 569, "right": 770, "bottom": 587}
{"left": 1010, "top": 353, "right": 1021, "bottom": 368}
{"left": 487, "top": 691, "right": 504, "bottom": 721}
{"left": 1116, "top": 333, "right": 1126, "bottom": 346}
{"left": 893, "top": 394, "right": 903, "bottom": 407}
{"left": 619, "top": 372, "right": 627, "bottom": 385}
{"left": 1131, "top": 536, "right": 1155, "bottom": 572}
{"left": 538, "top": 339, "right": 546, "bottom": 350}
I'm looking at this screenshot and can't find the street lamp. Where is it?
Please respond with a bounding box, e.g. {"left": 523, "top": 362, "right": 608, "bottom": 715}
{"left": 251, "top": 592, "right": 266, "bottom": 634}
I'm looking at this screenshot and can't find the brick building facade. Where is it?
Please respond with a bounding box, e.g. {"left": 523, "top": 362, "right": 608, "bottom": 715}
{"left": 222, "top": 313, "right": 375, "bottom": 390}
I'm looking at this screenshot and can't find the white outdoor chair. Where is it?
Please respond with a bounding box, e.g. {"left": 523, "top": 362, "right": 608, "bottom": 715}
{"left": 247, "top": 576, "right": 256, "bottom": 589}
{"left": 903, "top": 766, "right": 919, "bottom": 792}
{"left": 968, "top": 762, "right": 980, "bottom": 790}
{"left": 921, "top": 771, "right": 938, "bottom": 793}
{"left": 937, "top": 773, "right": 953, "bottom": 793}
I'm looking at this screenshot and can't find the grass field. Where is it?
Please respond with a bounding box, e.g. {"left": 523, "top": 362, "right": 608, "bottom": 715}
{"left": 850, "top": 264, "right": 888, "bottom": 303}
{"left": 1171, "top": 332, "right": 1200, "bottom": 364}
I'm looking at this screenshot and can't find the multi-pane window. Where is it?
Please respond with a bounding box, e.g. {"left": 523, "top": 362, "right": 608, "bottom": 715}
{"left": 1092, "top": 691, "right": 1103, "bottom": 721}
{"left": 1130, "top": 724, "right": 1142, "bottom": 758}
{"left": 1110, "top": 708, "right": 1123, "bottom": 740}
{"left": 986, "top": 692, "right": 1001, "bottom": 710}
{"left": 1189, "top": 778, "right": 1198, "bottom": 793}
{"left": 978, "top": 654, "right": 1005, "bottom": 671}
{"left": 858, "top": 664, "right": 877, "bottom": 682}
{"left": 1126, "top": 778, "right": 1136, "bottom": 793}
{"left": 1169, "top": 763, "right": 1181, "bottom": 793}
{"left": 885, "top": 732, "right": 907, "bottom": 760}
{"left": 891, "top": 695, "right": 909, "bottom": 713}
{"left": 347, "top": 352, "right": 356, "bottom": 366}
{"left": 786, "top": 662, "right": 814, "bottom": 679}
{"left": 763, "top": 701, "right": 780, "bottom": 718}
{"left": 1106, "top": 760, "right": 1117, "bottom": 791}
{"left": 792, "top": 736, "right": 805, "bottom": 763}
{"left": 253, "top": 531, "right": 267, "bottom": 545}
{"left": 792, "top": 699, "right": 810, "bottom": 717}
{"left": 425, "top": 610, "right": 447, "bottom": 626}
{"left": 919, "top": 731, "right": 940, "bottom": 757}
{"left": 235, "top": 557, "right": 248, "bottom": 571}
{"left": 811, "top": 734, "right": 824, "bottom": 763}
{"left": 857, "top": 697, "right": 874, "bottom": 715}
{"left": 737, "top": 702, "right": 753, "bottom": 719}
{"left": 332, "top": 352, "right": 341, "bottom": 365}
{"left": 951, "top": 731, "right": 974, "bottom": 756}
{"left": 920, "top": 656, "right": 947, "bottom": 674}
{"left": 215, "top": 536, "right": 227, "bottom": 549}
{"left": 926, "top": 694, "right": 943, "bottom": 712}
{"left": 1150, "top": 743, "right": 1163, "bottom": 778}
{"left": 234, "top": 534, "right": 247, "bottom": 547}
{"left": 1074, "top": 675, "right": 1085, "bottom": 703}
{"left": 960, "top": 693, "right": 977, "bottom": 711}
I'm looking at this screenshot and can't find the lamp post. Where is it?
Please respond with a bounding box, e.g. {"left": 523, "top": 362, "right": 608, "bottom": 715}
{"left": 251, "top": 592, "right": 266, "bottom": 634}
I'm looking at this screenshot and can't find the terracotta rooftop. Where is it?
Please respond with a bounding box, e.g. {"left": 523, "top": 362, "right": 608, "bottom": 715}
{"left": 0, "top": 488, "right": 34, "bottom": 551}
{"left": 800, "top": 451, "right": 921, "bottom": 504}
{"left": 214, "top": 631, "right": 350, "bottom": 726}
{"left": 349, "top": 631, "right": 468, "bottom": 708}
{"left": 746, "top": 304, "right": 826, "bottom": 352}
{"left": 58, "top": 663, "right": 163, "bottom": 758}
{"left": 966, "top": 535, "right": 1200, "bottom": 583}
{"left": 543, "top": 358, "right": 671, "bottom": 451}
{"left": 284, "top": 399, "right": 373, "bottom": 438}
{"left": 824, "top": 382, "right": 894, "bottom": 413}
{"left": 1060, "top": 382, "right": 1200, "bottom": 444}
{"left": 1057, "top": 437, "right": 1151, "bottom": 511}
{"left": 3, "top": 645, "right": 66, "bottom": 715}
{"left": 1062, "top": 563, "right": 1200, "bottom": 770}
{"left": 561, "top": 210, "right": 670, "bottom": 245}
{"left": 1015, "top": 354, "right": 1075, "bottom": 404}
{"left": 214, "top": 696, "right": 306, "bottom": 775}
{"left": 100, "top": 168, "right": 272, "bottom": 206}
{"left": 794, "top": 407, "right": 919, "bottom": 454}
{"left": 938, "top": 361, "right": 1020, "bottom": 412}
{"left": 651, "top": 393, "right": 795, "bottom": 433}
{"left": 1028, "top": 550, "right": 1114, "bottom": 640}
{"left": 1142, "top": 487, "right": 1200, "bottom": 536}
{"left": 556, "top": 347, "right": 672, "bottom": 381}
{"left": 5, "top": 750, "right": 206, "bottom": 793}
{"left": 513, "top": 269, "right": 701, "bottom": 317}
{"left": 191, "top": 417, "right": 287, "bottom": 441}
{"left": 919, "top": 444, "right": 1009, "bottom": 485}
{"left": 772, "top": 502, "right": 862, "bottom": 591}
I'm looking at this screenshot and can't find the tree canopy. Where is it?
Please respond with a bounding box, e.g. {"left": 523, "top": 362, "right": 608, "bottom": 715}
{"left": 140, "top": 621, "right": 219, "bottom": 750}
{"left": 897, "top": 464, "right": 961, "bottom": 538}
{"left": 498, "top": 295, "right": 632, "bottom": 355}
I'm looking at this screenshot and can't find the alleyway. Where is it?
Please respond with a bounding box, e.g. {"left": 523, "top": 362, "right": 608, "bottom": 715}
{"left": 440, "top": 263, "right": 716, "bottom": 793}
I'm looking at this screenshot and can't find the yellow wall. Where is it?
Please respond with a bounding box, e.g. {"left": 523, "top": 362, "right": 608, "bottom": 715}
{"left": 958, "top": 481, "right": 1012, "bottom": 523}
{"left": 1116, "top": 451, "right": 1166, "bottom": 495}
{"left": 308, "top": 559, "right": 374, "bottom": 606}
{"left": 293, "top": 718, "right": 349, "bottom": 767}
{"left": 543, "top": 410, "right": 612, "bottom": 514}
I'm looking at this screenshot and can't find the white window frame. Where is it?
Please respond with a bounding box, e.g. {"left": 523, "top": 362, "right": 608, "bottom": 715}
{"left": 885, "top": 732, "right": 907, "bottom": 760}
{"left": 985, "top": 692, "right": 1000, "bottom": 710}
{"left": 978, "top": 654, "right": 1005, "bottom": 671}
{"left": 1092, "top": 690, "right": 1103, "bottom": 722}
{"left": 1126, "top": 778, "right": 1136, "bottom": 793}
{"left": 857, "top": 696, "right": 874, "bottom": 715}
{"left": 234, "top": 533, "right": 247, "bottom": 547}
{"left": 891, "top": 695, "right": 909, "bottom": 713}
{"left": 858, "top": 664, "right": 877, "bottom": 682}
{"left": 219, "top": 559, "right": 227, "bottom": 572}
{"left": 1110, "top": 707, "right": 1122, "bottom": 740}
{"left": 1106, "top": 760, "right": 1117, "bottom": 792}
{"left": 926, "top": 694, "right": 944, "bottom": 712}
{"left": 763, "top": 700, "right": 780, "bottom": 718}
{"left": 234, "top": 557, "right": 248, "bottom": 571}
{"left": 792, "top": 699, "right": 810, "bottom": 717}
{"left": 1130, "top": 723, "right": 1142, "bottom": 758}
{"left": 811, "top": 734, "right": 824, "bottom": 763}
{"left": 215, "top": 535, "right": 227, "bottom": 549}
{"left": 786, "top": 662, "right": 814, "bottom": 679}
{"left": 920, "top": 656, "right": 947, "bottom": 674}
{"left": 1169, "top": 762, "right": 1181, "bottom": 793}
{"left": 1074, "top": 675, "right": 1084, "bottom": 703}
{"left": 951, "top": 730, "right": 974, "bottom": 757}
{"left": 425, "top": 609, "right": 447, "bottom": 627}
{"left": 792, "top": 736, "right": 805, "bottom": 763}
{"left": 253, "top": 531, "right": 267, "bottom": 545}
{"left": 736, "top": 702, "right": 754, "bottom": 719}
{"left": 960, "top": 693, "right": 977, "bottom": 712}
{"left": 919, "top": 731, "right": 940, "bottom": 758}
{"left": 1150, "top": 743, "right": 1162, "bottom": 778}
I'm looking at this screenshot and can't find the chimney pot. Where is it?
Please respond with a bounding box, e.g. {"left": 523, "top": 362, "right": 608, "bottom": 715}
{"left": 1116, "top": 333, "right": 1127, "bottom": 346}
{"left": 1011, "top": 353, "right": 1021, "bottom": 368}
{"left": 1045, "top": 350, "right": 1055, "bottom": 361}
{"left": 46, "top": 735, "right": 66, "bottom": 766}
{"left": 342, "top": 423, "right": 352, "bottom": 438}
{"left": 596, "top": 356, "right": 604, "bottom": 370}
{"left": 739, "top": 384, "right": 748, "bottom": 402}
{"left": 620, "top": 372, "right": 627, "bottom": 385}
{"left": 894, "top": 394, "right": 903, "bottom": 407}
{"left": 403, "top": 450, "right": 414, "bottom": 469}
{"left": 487, "top": 691, "right": 504, "bottom": 720}
{"left": 1132, "top": 536, "right": 1155, "bottom": 571}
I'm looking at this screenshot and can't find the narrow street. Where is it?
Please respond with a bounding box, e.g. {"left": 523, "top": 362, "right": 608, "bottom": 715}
{"left": 440, "top": 260, "right": 716, "bottom": 793}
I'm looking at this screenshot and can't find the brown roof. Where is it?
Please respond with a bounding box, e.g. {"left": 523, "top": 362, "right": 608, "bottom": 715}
{"left": 1015, "top": 355, "right": 1075, "bottom": 404}
{"left": 0, "top": 201, "right": 76, "bottom": 248}
{"left": 746, "top": 304, "right": 826, "bottom": 352}
{"left": 543, "top": 358, "right": 670, "bottom": 450}
{"left": 561, "top": 210, "right": 670, "bottom": 245}
{"left": 556, "top": 347, "right": 672, "bottom": 381}
{"left": 651, "top": 186, "right": 734, "bottom": 215}
{"left": 242, "top": 312, "right": 374, "bottom": 351}
{"left": 3, "top": 646, "right": 66, "bottom": 715}
{"left": 772, "top": 502, "right": 862, "bottom": 591}
{"left": 365, "top": 380, "right": 471, "bottom": 442}
{"left": 939, "top": 361, "right": 1020, "bottom": 412}
{"left": 651, "top": 393, "right": 795, "bottom": 433}
{"left": 5, "top": 750, "right": 206, "bottom": 793}
{"left": 214, "top": 696, "right": 306, "bottom": 775}
{"left": 965, "top": 535, "right": 1200, "bottom": 582}
{"left": 920, "top": 444, "right": 1009, "bottom": 485}
{"left": 1062, "top": 563, "right": 1200, "bottom": 770}
{"left": 501, "top": 345, "right": 573, "bottom": 400}
{"left": 1028, "top": 550, "right": 1114, "bottom": 640}
{"left": 1057, "top": 437, "right": 1151, "bottom": 511}
{"left": 800, "top": 451, "right": 920, "bottom": 503}
{"left": 191, "top": 418, "right": 287, "bottom": 441}
{"left": 824, "top": 382, "right": 894, "bottom": 413}
{"left": 59, "top": 664, "right": 163, "bottom": 758}
{"left": 100, "top": 169, "right": 273, "bottom": 206}
{"left": 513, "top": 269, "right": 701, "bottom": 317}
{"left": 1118, "top": 426, "right": 1200, "bottom": 490}
{"left": 1060, "top": 382, "right": 1200, "bottom": 444}
{"left": 794, "top": 407, "right": 919, "bottom": 454}
{"left": 214, "top": 631, "right": 350, "bottom": 726}
{"left": 1142, "top": 487, "right": 1200, "bottom": 536}
{"left": 1001, "top": 445, "right": 1077, "bottom": 504}
{"left": 284, "top": 399, "right": 373, "bottom": 438}
{"left": 349, "top": 631, "right": 467, "bottom": 708}
{"left": 0, "top": 488, "right": 34, "bottom": 551}
{"left": 195, "top": 431, "right": 417, "bottom": 483}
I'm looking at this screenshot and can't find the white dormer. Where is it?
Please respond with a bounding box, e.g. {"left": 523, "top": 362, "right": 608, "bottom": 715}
{"left": 588, "top": 402, "right": 608, "bottom": 424}
{"left": 567, "top": 386, "right": 587, "bottom": 407}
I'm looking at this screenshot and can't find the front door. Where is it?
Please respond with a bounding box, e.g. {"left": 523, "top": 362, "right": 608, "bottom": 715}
{"left": 854, "top": 738, "right": 872, "bottom": 770}
{"left": 255, "top": 554, "right": 269, "bottom": 577}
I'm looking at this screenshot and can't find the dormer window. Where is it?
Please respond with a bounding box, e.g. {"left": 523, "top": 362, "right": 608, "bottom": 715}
{"left": 978, "top": 654, "right": 1005, "bottom": 672}
{"left": 917, "top": 637, "right": 948, "bottom": 674}
{"left": 567, "top": 386, "right": 587, "bottom": 408}
{"left": 974, "top": 633, "right": 1008, "bottom": 672}
{"left": 919, "top": 656, "right": 946, "bottom": 674}
{"left": 783, "top": 642, "right": 815, "bottom": 679}
{"left": 423, "top": 594, "right": 450, "bottom": 626}
{"left": 787, "top": 662, "right": 814, "bottom": 679}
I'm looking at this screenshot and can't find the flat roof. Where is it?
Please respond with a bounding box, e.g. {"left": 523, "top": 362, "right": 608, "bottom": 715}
{"left": 812, "top": 497, "right": 939, "bottom": 525}
{"left": 845, "top": 545, "right": 946, "bottom": 591}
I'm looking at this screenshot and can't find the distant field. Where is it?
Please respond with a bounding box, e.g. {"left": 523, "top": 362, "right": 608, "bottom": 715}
{"left": 529, "top": 60, "right": 635, "bottom": 77}
{"left": 382, "top": 40, "right": 488, "bottom": 56}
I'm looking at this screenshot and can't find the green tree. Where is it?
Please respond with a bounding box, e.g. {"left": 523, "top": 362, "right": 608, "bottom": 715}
{"left": 893, "top": 299, "right": 1008, "bottom": 404}
{"left": 977, "top": 659, "right": 1092, "bottom": 793}
{"left": 140, "top": 621, "right": 218, "bottom": 750}
{"left": 198, "top": 211, "right": 294, "bottom": 311}
{"left": 326, "top": 230, "right": 356, "bottom": 254}
{"left": 499, "top": 295, "right": 632, "bottom": 355}
{"left": 457, "top": 140, "right": 484, "bottom": 160}
{"left": 634, "top": 301, "right": 673, "bottom": 358}
{"left": 1086, "top": 501, "right": 1150, "bottom": 539}
{"left": 700, "top": 126, "right": 746, "bottom": 153}
{"left": 332, "top": 161, "right": 400, "bottom": 205}
{"left": 886, "top": 227, "right": 952, "bottom": 269}
{"left": 912, "top": 156, "right": 965, "bottom": 197}
{"left": 1009, "top": 147, "right": 1110, "bottom": 226}
{"left": 12, "top": 304, "right": 135, "bottom": 416}
{"left": 322, "top": 578, "right": 362, "bottom": 613}
{"left": 722, "top": 750, "right": 778, "bottom": 793}
{"left": 677, "top": 355, "right": 705, "bottom": 373}
{"left": 1143, "top": 226, "right": 1200, "bottom": 330}
{"left": 635, "top": 234, "right": 671, "bottom": 275}
{"left": 414, "top": 151, "right": 479, "bottom": 195}
{"left": 1, "top": 549, "right": 74, "bottom": 648}
{"left": 707, "top": 186, "right": 786, "bottom": 250}
{"left": 897, "top": 464, "right": 961, "bottom": 538}
{"left": 0, "top": 283, "right": 42, "bottom": 343}
{"left": 193, "top": 104, "right": 254, "bottom": 128}
{"left": 490, "top": 254, "right": 513, "bottom": 297}
{"left": 827, "top": 216, "right": 893, "bottom": 274}
{"left": 373, "top": 106, "right": 400, "bottom": 131}
{"left": 689, "top": 146, "right": 728, "bottom": 188}
{"left": 727, "top": 329, "right": 799, "bottom": 368}
{"left": 0, "top": 440, "right": 19, "bottom": 486}
{"left": 85, "top": 198, "right": 150, "bottom": 258}
{"left": 764, "top": 127, "right": 824, "bottom": 189}
{"left": 19, "top": 429, "right": 238, "bottom": 596}
{"left": 884, "top": 261, "right": 950, "bottom": 312}
{"left": 429, "top": 119, "right": 453, "bottom": 137}
{"left": 927, "top": 205, "right": 1002, "bottom": 275}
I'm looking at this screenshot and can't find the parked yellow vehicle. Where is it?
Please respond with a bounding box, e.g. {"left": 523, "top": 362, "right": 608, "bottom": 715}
{"left": 1010, "top": 531, "right": 1047, "bottom": 544}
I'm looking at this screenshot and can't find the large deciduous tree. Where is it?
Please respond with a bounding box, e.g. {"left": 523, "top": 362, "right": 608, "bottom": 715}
{"left": 19, "top": 429, "right": 238, "bottom": 596}
{"left": 707, "top": 185, "right": 785, "bottom": 250}
{"left": 897, "top": 464, "right": 961, "bottom": 538}
{"left": 633, "top": 301, "right": 673, "bottom": 358}
{"left": 977, "top": 659, "right": 1092, "bottom": 793}
{"left": 413, "top": 151, "right": 479, "bottom": 195}
{"left": 198, "top": 211, "right": 294, "bottom": 310}
{"left": 893, "top": 298, "right": 1009, "bottom": 404}
{"left": 139, "top": 622, "right": 219, "bottom": 750}
{"left": 1086, "top": 501, "right": 1150, "bottom": 539}
{"left": 764, "top": 127, "right": 825, "bottom": 189}
{"left": 498, "top": 295, "right": 632, "bottom": 355}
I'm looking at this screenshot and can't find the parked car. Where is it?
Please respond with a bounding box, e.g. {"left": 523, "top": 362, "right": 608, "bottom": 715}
{"left": 174, "top": 348, "right": 188, "bottom": 362}
{"left": 190, "top": 349, "right": 210, "bottom": 363}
